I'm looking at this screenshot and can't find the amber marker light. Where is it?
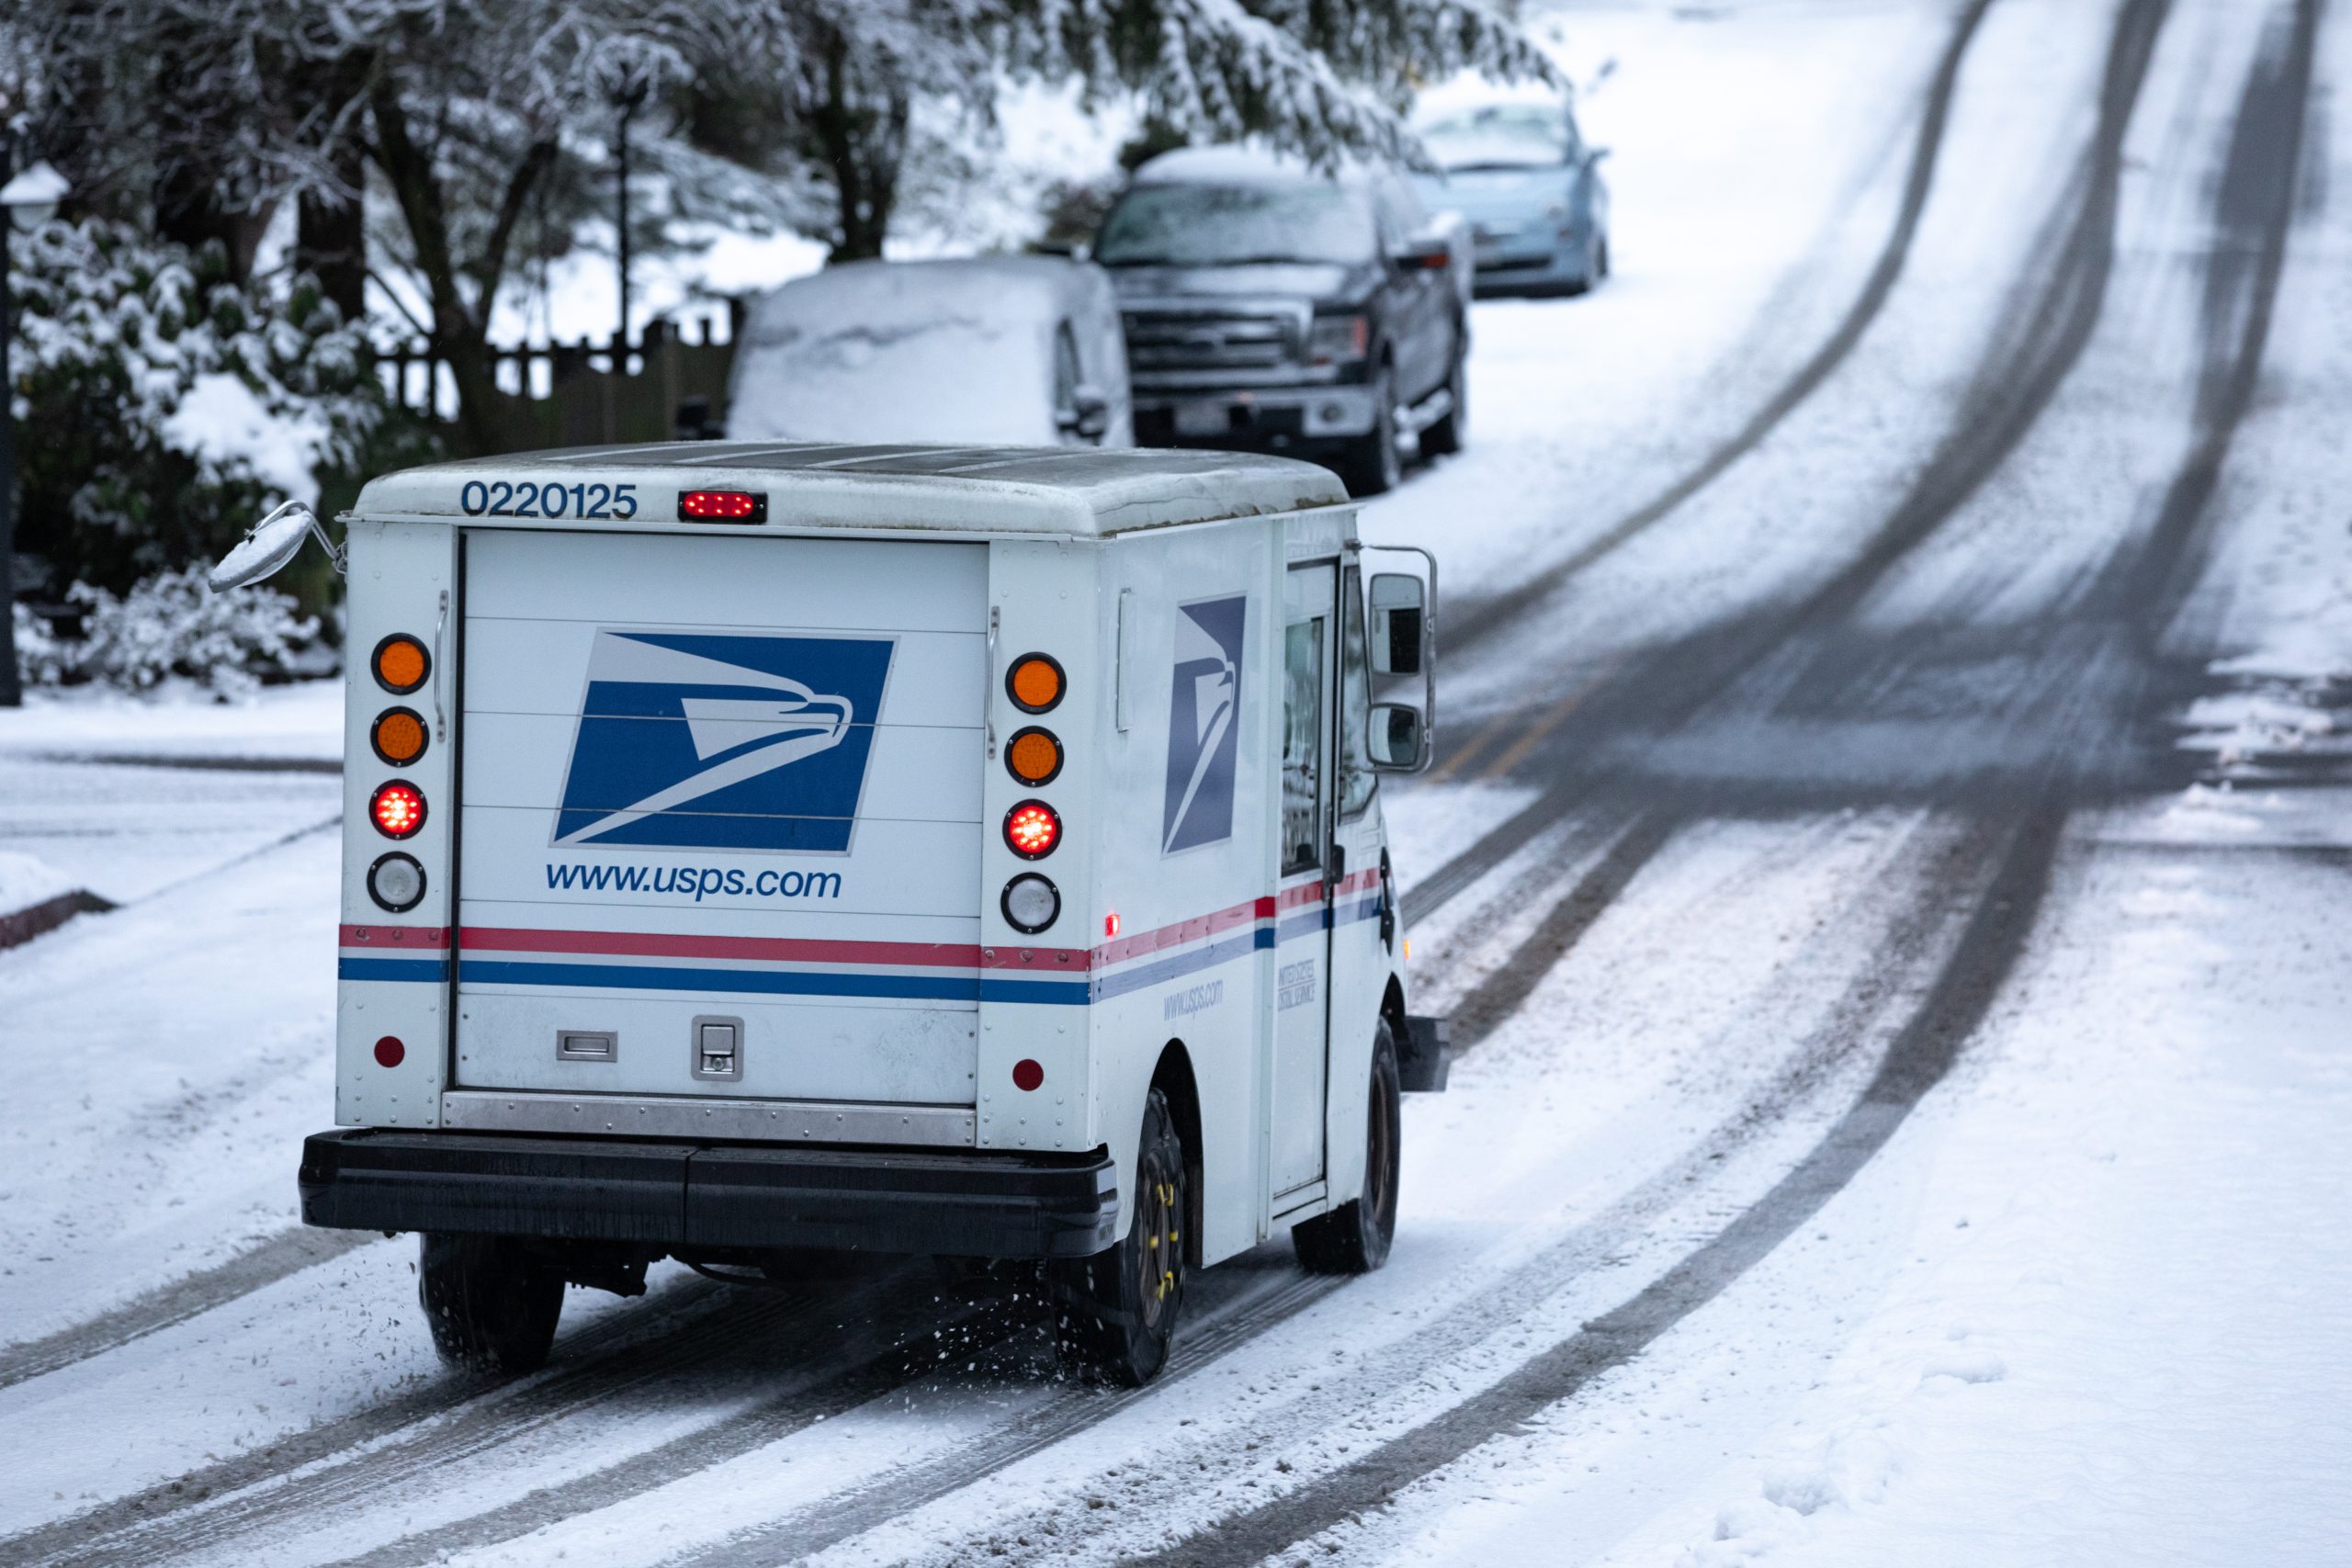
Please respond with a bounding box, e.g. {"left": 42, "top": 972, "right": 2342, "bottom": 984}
{"left": 1006, "top": 654, "right": 1065, "bottom": 713}
{"left": 371, "top": 707, "right": 428, "bottom": 766}
{"left": 373, "top": 634, "right": 429, "bottom": 694}
{"left": 371, "top": 780, "right": 427, "bottom": 840}
{"left": 1006, "top": 727, "right": 1063, "bottom": 785}
{"left": 1003, "top": 799, "right": 1060, "bottom": 859}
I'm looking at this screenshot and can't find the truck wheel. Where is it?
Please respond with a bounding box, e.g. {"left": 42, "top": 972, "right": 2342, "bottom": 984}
{"left": 1293, "top": 1020, "right": 1401, "bottom": 1274}
{"left": 1338, "top": 369, "right": 1402, "bottom": 497}
{"left": 1055, "top": 1087, "right": 1188, "bottom": 1386}
{"left": 1420, "top": 348, "right": 1468, "bottom": 458}
{"left": 419, "top": 1233, "right": 563, "bottom": 1372}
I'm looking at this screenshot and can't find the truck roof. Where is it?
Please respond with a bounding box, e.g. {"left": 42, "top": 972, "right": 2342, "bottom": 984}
{"left": 353, "top": 442, "right": 1350, "bottom": 539}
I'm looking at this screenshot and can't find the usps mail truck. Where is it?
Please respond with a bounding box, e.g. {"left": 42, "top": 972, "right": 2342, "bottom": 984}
{"left": 216, "top": 442, "right": 1444, "bottom": 1385}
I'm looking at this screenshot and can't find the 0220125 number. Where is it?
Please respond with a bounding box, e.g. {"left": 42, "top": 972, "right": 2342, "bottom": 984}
{"left": 459, "top": 479, "right": 637, "bottom": 520}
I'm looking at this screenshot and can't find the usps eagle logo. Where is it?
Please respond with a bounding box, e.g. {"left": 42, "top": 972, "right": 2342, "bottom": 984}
{"left": 553, "top": 630, "right": 894, "bottom": 853}
{"left": 1161, "top": 594, "right": 1248, "bottom": 855}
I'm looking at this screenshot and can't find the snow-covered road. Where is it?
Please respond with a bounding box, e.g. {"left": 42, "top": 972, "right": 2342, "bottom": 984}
{"left": 5, "top": 0, "right": 2349, "bottom": 1563}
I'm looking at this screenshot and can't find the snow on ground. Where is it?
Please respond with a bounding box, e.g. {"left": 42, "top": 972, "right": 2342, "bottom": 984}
{"left": 1342, "top": 831, "right": 2352, "bottom": 1568}
{"left": 1357, "top": 0, "right": 1957, "bottom": 600}
{"left": 0, "top": 683, "right": 343, "bottom": 904}
{"left": 0, "top": 850, "right": 75, "bottom": 915}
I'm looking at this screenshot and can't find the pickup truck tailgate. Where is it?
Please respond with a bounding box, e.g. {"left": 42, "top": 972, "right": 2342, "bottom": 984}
{"left": 451, "top": 528, "right": 986, "bottom": 1109}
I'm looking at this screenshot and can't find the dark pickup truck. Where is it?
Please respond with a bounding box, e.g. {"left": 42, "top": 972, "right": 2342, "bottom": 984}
{"left": 1095, "top": 148, "right": 1473, "bottom": 496}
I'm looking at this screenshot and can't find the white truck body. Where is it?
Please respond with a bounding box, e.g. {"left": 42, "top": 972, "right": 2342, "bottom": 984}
{"left": 306, "top": 440, "right": 1439, "bottom": 1309}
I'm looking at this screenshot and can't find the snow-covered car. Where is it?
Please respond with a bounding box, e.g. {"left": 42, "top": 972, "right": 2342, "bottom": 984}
{"left": 1410, "top": 92, "right": 1612, "bottom": 297}
{"left": 720, "top": 256, "right": 1133, "bottom": 447}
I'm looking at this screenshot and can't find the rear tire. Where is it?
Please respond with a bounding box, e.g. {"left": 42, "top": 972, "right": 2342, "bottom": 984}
{"left": 1056, "top": 1088, "right": 1188, "bottom": 1386}
{"left": 1337, "top": 368, "right": 1402, "bottom": 497}
{"left": 419, "top": 1234, "right": 563, "bottom": 1372}
{"left": 1293, "top": 1021, "right": 1401, "bottom": 1275}
{"left": 1420, "top": 347, "right": 1468, "bottom": 458}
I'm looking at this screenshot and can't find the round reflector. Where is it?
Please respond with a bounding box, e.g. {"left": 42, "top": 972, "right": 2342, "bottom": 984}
{"left": 1001, "top": 873, "right": 1060, "bottom": 933}
{"left": 368, "top": 851, "right": 427, "bottom": 913}
{"left": 1005, "top": 727, "right": 1063, "bottom": 785}
{"left": 372, "top": 634, "right": 429, "bottom": 694}
{"left": 374, "top": 1035, "right": 406, "bottom": 1068}
{"left": 371, "top": 707, "right": 428, "bottom": 766}
{"left": 1012, "top": 1058, "right": 1044, "bottom": 1092}
{"left": 371, "top": 780, "right": 427, "bottom": 839}
{"left": 1003, "top": 799, "right": 1060, "bottom": 859}
{"left": 1006, "top": 654, "right": 1065, "bottom": 713}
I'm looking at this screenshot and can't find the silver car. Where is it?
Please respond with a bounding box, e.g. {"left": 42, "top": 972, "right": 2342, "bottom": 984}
{"left": 1412, "top": 96, "right": 1611, "bottom": 298}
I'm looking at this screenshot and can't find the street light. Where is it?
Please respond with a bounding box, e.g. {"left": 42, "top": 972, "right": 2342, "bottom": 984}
{"left": 0, "top": 126, "right": 66, "bottom": 708}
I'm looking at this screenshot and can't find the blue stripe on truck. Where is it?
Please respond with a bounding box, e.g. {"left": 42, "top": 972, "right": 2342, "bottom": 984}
{"left": 455, "top": 958, "right": 1089, "bottom": 1006}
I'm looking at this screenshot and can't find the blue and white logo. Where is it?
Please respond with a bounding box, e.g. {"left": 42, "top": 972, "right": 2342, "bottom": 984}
{"left": 554, "top": 630, "right": 894, "bottom": 853}
{"left": 1162, "top": 594, "right": 1248, "bottom": 855}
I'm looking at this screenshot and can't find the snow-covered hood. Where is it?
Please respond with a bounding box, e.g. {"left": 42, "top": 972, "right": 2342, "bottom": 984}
{"left": 1105, "top": 260, "right": 1375, "bottom": 310}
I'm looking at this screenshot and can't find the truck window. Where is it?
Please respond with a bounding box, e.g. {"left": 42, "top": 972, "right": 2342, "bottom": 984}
{"left": 1096, "top": 184, "right": 1377, "bottom": 268}
{"left": 1339, "top": 567, "right": 1375, "bottom": 818}
{"left": 1283, "top": 619, "right": 1327, "bottom": 874}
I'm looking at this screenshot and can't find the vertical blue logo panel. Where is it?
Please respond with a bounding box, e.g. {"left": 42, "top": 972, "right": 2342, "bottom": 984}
{"left": 553, "top": 630, "right": 894, "bottom": 853}
{"left": 1162, "top": 595, "right": 1248, "bottom": 855}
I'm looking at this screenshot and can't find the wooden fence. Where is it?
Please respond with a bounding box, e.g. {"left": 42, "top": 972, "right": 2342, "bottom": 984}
{"left": 379, "top": 300, "right": 746, "bottom": 455}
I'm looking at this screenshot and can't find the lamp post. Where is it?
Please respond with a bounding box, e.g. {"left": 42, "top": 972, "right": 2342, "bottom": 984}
{"left": 0, "top": 123, "right": 67, "bottom": 709}
{"left": 612, "top": 76, "right": 648, "bottom": 351}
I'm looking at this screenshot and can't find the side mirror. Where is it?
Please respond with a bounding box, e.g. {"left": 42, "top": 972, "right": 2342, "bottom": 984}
{"left": 1367, "top": 568, "right": 1435, "bottom": 773}
{"left": 208, "top": 500, "right": 341, "bottom": 592}
{"left": 1061, "top": 386, "right": 1113, "bottom": 444}
{"left": 1387, "top": 237, "right": 1452, "bottom": 274}
{"left": 1368, "top": 703, "right": 1424, "bottom": 770}
{"left": 1586, "top": 146, "right": 1612, "bottom": 165}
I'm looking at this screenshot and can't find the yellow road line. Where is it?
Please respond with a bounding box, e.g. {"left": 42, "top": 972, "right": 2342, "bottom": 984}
{"left": 1473, "top": 651, "right": 1630, "bottom": 783}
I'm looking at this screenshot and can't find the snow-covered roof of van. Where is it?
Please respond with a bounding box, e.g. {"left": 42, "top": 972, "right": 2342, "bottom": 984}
{"left": 352, "top": 442, "right": 1349, "bottom": 538}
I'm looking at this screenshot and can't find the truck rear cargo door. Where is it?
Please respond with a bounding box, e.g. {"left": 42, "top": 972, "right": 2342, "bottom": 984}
{"left": 451, "top": 529, "right": 986, "bottom": 1110}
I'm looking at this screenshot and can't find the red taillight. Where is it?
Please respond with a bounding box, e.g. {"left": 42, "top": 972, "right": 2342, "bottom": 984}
{"left": 677, "top": 490, "right": 766, "bottom": 523}
{"left": 374, "top": 1035, "right": 405, "bottom": 1067}
{"left": 1004, "top": 799, "right": 1060, "bottom": 859}
{"left": 371, "top": 780, "right": 426, "bottom": 839}
{"left": 1012, "top": 1058, "right": 1044, "bottom": 1091}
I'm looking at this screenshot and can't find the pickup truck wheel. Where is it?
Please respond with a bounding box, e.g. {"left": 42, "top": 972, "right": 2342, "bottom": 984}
{"left": 1420, "top": 349, "right": 1467, "bottom": 458}
{"left": 1338, "top": 369, "right": 1402, "bottom": 497}
{"left": 1292, "top": 1020, "right": 1402, "bottom": 1274}
{"left": 1055, "top": 1088, "right": 1188, "bottom": 1386}
{"left": 419, "top": 1233, "right": 563, "bottom": 1372}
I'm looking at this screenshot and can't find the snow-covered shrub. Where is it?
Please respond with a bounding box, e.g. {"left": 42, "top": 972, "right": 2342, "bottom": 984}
{"left": 6, "top": 220, "right": 391, "bottom": 594}
{"left": 20, "top": 567, "right": 319, "bottom": 698}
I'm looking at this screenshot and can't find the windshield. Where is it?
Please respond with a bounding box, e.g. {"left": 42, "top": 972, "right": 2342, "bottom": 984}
{"left": 1419, "top": 103, "right": 1571, "bottom": 170}
{"left": 1096, "top": 184, "right": 1375, "bottom": 266}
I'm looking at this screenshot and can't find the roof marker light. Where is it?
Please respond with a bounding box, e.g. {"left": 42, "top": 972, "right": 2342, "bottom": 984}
{"left": 677, "top": 490, "right": 767, "bottom": 523}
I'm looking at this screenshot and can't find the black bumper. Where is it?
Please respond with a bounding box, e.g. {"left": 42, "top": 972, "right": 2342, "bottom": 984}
{"left": 299, "top": 1129, "right": 1120, "bottom": 1260}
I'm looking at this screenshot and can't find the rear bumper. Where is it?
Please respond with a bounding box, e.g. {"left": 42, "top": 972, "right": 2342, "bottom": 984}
{"left": 298, "top": 1128, "right": 1121, "bottom": 1259}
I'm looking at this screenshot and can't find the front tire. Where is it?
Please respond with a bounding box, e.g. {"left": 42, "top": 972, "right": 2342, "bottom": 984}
{"left": 419, "top": 1234, "right": 563, "bottom": 1372}
{"left": 1293, "top": 1020, "right": 1402, "bottom": 1274}
{"left": 1420, "top": 346, "right": 1468, "bottom": 458}
{"left": 1337, "top": 367, "right": 1402, "bottom": 497}
{"left": 1056, "top": 1087, "right": 1189, "bottom": 1386}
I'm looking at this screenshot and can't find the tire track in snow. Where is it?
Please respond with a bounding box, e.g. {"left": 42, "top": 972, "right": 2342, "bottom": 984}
{"left": 0, "top": 1226, "right": 374, "bottom": 1394}
{"left": 737, "top": 813, "right": 1996, "bottom": 1568}
{"left": 1411, "top": 0, "right": 2171, "bottom": 921}
{"left": 1442, "top": 0, "right": 1998, "bottom": 658}
{"left": 1119, "top": 807, "right": 2065, "bottom": 1568}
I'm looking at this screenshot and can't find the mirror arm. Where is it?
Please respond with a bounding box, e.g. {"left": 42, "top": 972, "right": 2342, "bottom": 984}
{"left": 311, "top": 513, "right": 349, "bottom": 578}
